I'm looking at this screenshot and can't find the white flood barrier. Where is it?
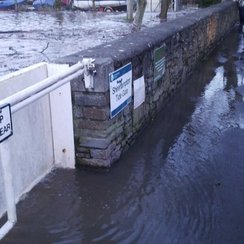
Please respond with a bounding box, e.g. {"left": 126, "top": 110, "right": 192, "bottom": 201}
{"left": 0, "top": 61, "right": 94, "bottom": 239}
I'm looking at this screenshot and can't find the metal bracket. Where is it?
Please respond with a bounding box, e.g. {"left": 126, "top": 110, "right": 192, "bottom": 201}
{"left": 83, "top": 58, "right": 96, "bottom": 89}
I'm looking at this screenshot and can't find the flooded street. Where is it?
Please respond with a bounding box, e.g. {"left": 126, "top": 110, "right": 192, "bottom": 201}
{"left": 0, "top": 10, "right": 133, "bottom": 75}
{"left": 0, "top": 9, "right": 197, "bottom": 76}
{"left": 1, "top": 25, "right": 244, "bottom": 243}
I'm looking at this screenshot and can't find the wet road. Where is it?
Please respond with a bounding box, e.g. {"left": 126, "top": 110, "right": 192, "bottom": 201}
{"left": 1, "top": 14, "right": 244, "bottom": 244}
{"left": 1, "top": 27, "right": 244, "bottom": 243}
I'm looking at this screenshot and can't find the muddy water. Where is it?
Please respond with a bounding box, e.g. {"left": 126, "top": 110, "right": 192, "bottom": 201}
{"left": 0, "top": 9, "right": 197, "bottom": 76}
{"left": 0, "top": 11, "right": 133, "bottom": 75}
{"left": 0, "top": 11, "right": 160, "bottom": 76}
{"left": 1, "top": 24, "right": 244, "bottom": 244}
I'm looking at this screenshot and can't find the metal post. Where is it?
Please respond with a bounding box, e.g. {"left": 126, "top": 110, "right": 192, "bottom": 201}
{"left": 0, "top": 139, "right": 17, "bottom": 240}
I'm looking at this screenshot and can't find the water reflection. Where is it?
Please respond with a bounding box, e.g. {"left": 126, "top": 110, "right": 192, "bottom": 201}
{"left": 0, "top": 9, "right": 198, "bottom": 76}
{"left": 0, "top": 10, "right": 158, "bottom": 76}
{"left": 0, "top": 11, "right": 132, "bottom": 75}
{"left": 1, "top": 28, "right": 244, "bottom": 244}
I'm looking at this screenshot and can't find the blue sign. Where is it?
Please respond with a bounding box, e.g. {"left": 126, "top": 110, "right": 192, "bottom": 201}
{"left": 109, "top": 63, "right": 132, "bottom": 118}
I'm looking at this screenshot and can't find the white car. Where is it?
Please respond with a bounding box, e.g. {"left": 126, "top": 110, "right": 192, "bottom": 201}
{"left": 72, "top": 0, "right": 128, "bottom": 11}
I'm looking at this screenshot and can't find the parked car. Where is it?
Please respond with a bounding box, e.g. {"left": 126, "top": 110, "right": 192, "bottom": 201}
{"left": 0, "top": 0, "right": 25, "bottom": 10}
{"left": 72, "top": 0, "right": 127, "bottom": 12}
{"left": 33, "top": 0, "right": 71, "bottom": 9}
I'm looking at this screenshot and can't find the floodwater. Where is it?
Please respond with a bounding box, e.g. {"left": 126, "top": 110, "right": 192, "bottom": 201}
{"left": 0, "top": 8, "right": 197, "bottom": 76}
{"left": 1, "top": 11, "right": 244, "bottom": 244}
{"left": 0, "top": 10, "right": 131, "bottom": 75}
{"left": 1, "top": 27, "right": 244, "bottom": 243}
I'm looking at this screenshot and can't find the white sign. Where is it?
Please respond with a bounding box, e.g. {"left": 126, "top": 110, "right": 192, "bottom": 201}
{"left": 134, "top": 76, "right": 145, "bottom": 109}
{"left": 0, "top": 104, "right": 13, "bottom": 143}
{"left": 109, "top": 63, "right": 132, "bottom": 118}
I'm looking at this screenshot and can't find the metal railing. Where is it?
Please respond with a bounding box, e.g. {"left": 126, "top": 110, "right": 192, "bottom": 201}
{"left": 0, "top": 59, "right": 95, "bottom": 240}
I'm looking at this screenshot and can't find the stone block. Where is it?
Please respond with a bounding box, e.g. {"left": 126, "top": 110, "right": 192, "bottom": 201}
{"left": 111, "top": 126, "right": 124, "bottom": 141}
{"left": 76, "top": 157, "right": 112, "bottom": 167}
{"left": 90, "top": 143, "right": 116, "bottom": 160}
{"left": 110, "top": 149, "right": 122, "bottom": 163}
{"left": 83, "top": 107, "right": 109, "bottom": 121}
{"left": 124, "top": 122, "right": 132, "bottom": 136}
{"left": 92, "top": 58, "right": 114, "bottom": 92}
{"left": 69, "top": 58, "right": 114, "bottom": 93}
{"left": 143, "top": 51, "right": 153, "bottom": 78}
{"left": 79, "top": 128, "right": 109, "bottom": 138}
{"left": 72, "top": 92, "right": 109, "bottom": 107}
{"left": 73, "top": 105, "right": 83, "bottom": 119}
{"left": 77, "top": 119, "right": 112, "bottom": 130}
{"left": 133, "top": 104, "right": 145, "bottom": 127}
{"left": 76, "top": 152, "right": 91, "bottom": 159}
{"left": 76, "top": 147, "right": 90, "bottom": 153}
{"left": 79, "top": 136, "right": 111, "bottom": 149}
{"left": 70, "top": 77, "right": 85, "bottom": 92}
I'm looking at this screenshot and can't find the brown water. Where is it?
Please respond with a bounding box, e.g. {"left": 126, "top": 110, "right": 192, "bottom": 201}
{"left": 0, "top": 11, "right": 131, "bottom": 75}
{"left": 0, "top": 9, "right": 197, "bottom": 76}
{"left": 1, "top": 25, "right": 244, "bottom": 244}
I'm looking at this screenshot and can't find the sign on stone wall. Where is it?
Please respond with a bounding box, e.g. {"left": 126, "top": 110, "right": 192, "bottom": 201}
{"left": 109, "top": 63, "right": 132, "bottom": 118}
{"left": 154, "top": 44, "right": 166, "bottom": 82}
{"left": 0, "top": 104, "right": 13, "bottom": 143}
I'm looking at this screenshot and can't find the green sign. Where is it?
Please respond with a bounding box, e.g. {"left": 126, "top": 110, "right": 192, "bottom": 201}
{"left": 154, "top": 45, "right": 166, "bottom": 82}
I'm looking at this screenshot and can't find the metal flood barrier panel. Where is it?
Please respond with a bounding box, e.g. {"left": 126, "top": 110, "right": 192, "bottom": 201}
{"left": 0, "top": 61, "right": 87, "bottom": 239}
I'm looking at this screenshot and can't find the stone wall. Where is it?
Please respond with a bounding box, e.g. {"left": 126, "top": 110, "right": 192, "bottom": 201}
{"left": 59, "top": 1, "right": 239, "bottom": 167}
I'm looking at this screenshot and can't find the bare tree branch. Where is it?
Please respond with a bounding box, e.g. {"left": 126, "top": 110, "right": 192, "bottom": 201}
{"left": 40, "top": 42, "right": 50, "bottom": 53}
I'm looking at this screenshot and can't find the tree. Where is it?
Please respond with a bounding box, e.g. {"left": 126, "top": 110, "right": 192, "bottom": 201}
{"left": 127, "top": 0, "right": 134, "bottom": 21}
{"left": 14, "top": 0, "right": 18, "bottom": 11}
{"left": 132, "top": 0, "right": 172, "bottom": 30}
{"left": 54, "top": 0, "right": 61, "bottom": 9}
{"left": 132, "top": 0, "right": 147, "bottom": 30}
{"left": 92, "top": 0, "right": 95, "bottom": 10}
{"left": 158, "top": 0, "right": 171, "bottom": 21}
